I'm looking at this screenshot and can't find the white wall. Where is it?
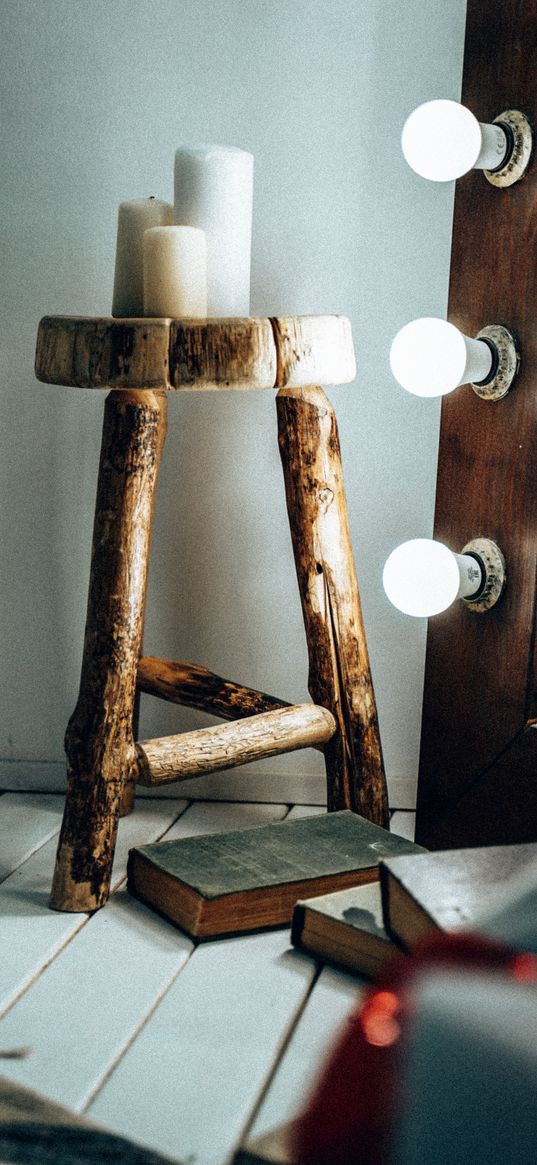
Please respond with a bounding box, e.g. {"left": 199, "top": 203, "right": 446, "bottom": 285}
{"left": 0, "top": 0, "right": 466, "bottom": 800}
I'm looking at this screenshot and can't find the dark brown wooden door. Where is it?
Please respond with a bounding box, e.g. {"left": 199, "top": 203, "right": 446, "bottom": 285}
{"left": 416, "top": 0, "right": 537, "bottom": 848}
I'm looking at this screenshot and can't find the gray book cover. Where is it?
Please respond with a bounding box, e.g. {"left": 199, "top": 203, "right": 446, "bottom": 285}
{"left": 130, "top": 811, "right": 423, "bottom": 901}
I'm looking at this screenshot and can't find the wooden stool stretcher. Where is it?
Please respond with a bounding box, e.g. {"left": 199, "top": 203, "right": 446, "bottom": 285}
{"left": 35, "top": 314, "right": 388, "bottom": 911}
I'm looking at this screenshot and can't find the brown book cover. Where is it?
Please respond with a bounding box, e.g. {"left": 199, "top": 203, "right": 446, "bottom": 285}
{"left": 127, "top": 811, "right": 422, "bottom": 940}
{"left": 380, "top": 843, "right": 537, "bottom": 949}
{"left": 291, "top": 881, "right": 402, "bottom": 978}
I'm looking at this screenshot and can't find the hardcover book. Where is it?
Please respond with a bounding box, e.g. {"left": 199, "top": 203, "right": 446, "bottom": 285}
{"left": 127, "top": 810, "right": 421, "bottom": 939}
{"left": 0, "top": 1074, "right": 176, "bottom": 1164}
{"left": 380, "top": 842, "right": 537, "bottom": 949}
{"left": 291, "top": 881, "right": 400, "bottom": 978}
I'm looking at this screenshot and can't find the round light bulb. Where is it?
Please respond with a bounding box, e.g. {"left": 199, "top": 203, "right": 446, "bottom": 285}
{"left": 383, "top": 539, "right": 482, "bottom": 618}
{"left": 402, "top": 99, "right": 509, "bottom": 181}
{"left": 390, "top": 318, "right": 493, "bottom": 398}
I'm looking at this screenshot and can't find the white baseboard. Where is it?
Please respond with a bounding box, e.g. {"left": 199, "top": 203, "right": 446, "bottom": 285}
{"left": 0, "top": 760, "right": 417, "bottom": 811}
{"left": 0, "top": 760, "right": 66, "bottom": 791}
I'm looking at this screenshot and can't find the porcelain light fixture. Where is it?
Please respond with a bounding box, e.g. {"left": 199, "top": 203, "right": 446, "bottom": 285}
{"left": 383, "top": 537, "right": 506, "bottom": 617}
{"left": 390, "top": 318, "right": 519, "bottom": 402}
{"left": 401, "top": 100, "right": 532, "bottom": 188}
{"left": 402, "top": 99, "right": 508, "bottom": 181}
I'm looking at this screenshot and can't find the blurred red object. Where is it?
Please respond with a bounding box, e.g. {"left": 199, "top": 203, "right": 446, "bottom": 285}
{"left": 292, "top": 932, "right": 534, "bottom": 1165}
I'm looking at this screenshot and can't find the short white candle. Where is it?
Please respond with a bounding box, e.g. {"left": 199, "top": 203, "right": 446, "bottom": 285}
{"left": 143, "top": 226, "right": 207, "bottom": 317}
{"left": 174, "top": 145, "right": 253, "bottom": 316}
{"left": 112, "top": 197, "right": 173, "bottom": 317}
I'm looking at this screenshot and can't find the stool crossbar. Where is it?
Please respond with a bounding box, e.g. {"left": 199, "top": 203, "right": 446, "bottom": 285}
{"left": 35, "top": 313, "right": 388, "bottom": 912}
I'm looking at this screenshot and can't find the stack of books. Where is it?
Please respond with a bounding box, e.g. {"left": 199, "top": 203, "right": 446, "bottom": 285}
{"left": 127, "top": 810, "right": 422, "bottom": 942}
{"left": 293, "top": 839, "right": 537, "bottom": 976}
{"left": 127, "top": 809, "right": 537, "bottom": 978}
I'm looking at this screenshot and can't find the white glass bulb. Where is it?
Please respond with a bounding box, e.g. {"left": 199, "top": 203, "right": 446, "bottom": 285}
{"left": 390, "top": 318, "right": 493, "bottom": 398}
{"left": 402, "top": 99, "right": 509, "bottom": 181}
{"left": 383, "top": 539, "right": 482, "bottom": 618}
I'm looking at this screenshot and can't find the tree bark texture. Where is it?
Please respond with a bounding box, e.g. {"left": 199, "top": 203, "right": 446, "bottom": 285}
{"left": 35, "top": 316, "right": 171, "bottom": 390}
{"left": 277, "top": 385, "right": 388, "bottom": 824}
{"left": 137, "top": 656, "right": 290, "bottom": 720}
{"left": 35, "top": 315, "right": 356, "bottom": 392}
{"left": 50, "top": 390, "right": 167, "bottom": 912}
{"left": 271, "top": 315, "right": 356, "bottom": 388}
{"left": 136, "top": 704, "right": 336, "bottom": 786}
{"left": 168, "top": 318, "right": 277, "bottom": 390}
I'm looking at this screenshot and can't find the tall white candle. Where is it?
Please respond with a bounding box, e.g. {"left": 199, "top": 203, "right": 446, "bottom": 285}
{"left": 143, "top": 226, "right": 207, "bottom": 317}
{"left": 112, "top": 197, "right": 173, "bottom": 317}
{"left": 174, "top": 145, "right": 253, "bottom": 316}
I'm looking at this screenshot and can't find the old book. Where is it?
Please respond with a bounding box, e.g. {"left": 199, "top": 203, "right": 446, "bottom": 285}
{"left": 0, "top": 1074, "right": 175, "bottom": 1164}
{"left": 380, "top": 842, "right": 537, "bottom": 949}
{"left": 127, "top": 811, "right": 422, "bottom": 939}
{"left": 476, "top": 852, "right": 537, "bottom": 952}
{"left": 291, "top": 882, "right": 401, "bottom": 978}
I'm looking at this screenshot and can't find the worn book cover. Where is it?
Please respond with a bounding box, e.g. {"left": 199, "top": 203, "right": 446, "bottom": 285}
{"left": 127, "top": 811, "right": 421, "bottom": 939}
{"left": 380, "top": 843, "right": 537, "bottom": 949}
{"left": 292, "top": 881, "right": 402, "bottom": 978}
{"left": 0, "top": 1075, "right": 176, "bottom": 1164}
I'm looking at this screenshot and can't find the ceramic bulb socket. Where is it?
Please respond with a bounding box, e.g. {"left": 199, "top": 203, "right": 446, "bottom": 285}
{"left": 470, "top": 325, "right": 520, "bottom": 401}
{"left": 484, "top": 110, "right": 533, "bottom": 188}
{"left": 460, "top": 538, "right": 507, "bottom": 612}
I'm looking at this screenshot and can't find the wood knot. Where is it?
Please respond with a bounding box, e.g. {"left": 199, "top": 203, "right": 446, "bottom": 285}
{"left": 317, "top": 486, "right": 334, "bottom": 512}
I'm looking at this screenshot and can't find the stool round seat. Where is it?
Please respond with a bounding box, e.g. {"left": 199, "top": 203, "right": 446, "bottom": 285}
{"left": 35, "top": 314, "right": 356, "bottom": 392}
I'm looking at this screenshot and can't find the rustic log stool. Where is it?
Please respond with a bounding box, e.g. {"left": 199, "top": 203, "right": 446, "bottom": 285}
{"left": 35, "top": 314, "right": 388, "bottom": 912}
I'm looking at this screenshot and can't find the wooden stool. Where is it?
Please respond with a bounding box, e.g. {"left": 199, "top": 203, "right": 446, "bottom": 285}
{"left": 35, "top": 314, "right": 388, "bottom": 911}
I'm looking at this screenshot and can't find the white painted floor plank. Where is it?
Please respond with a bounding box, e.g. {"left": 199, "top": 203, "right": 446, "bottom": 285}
{"left": 242, "top": 965, "right": 364, "bottom": 1148}
{"left": 284, "top": 805, "right": 325, "bottom": 820}
{"left": 0, "top": 801, "right": 288, "bottom": 1110}
{"left": 110, "top": 800, "right": 189, "bottom": 878}
{"left": 0, "top": 794, "right": 64, "bottom": 883}
{"left": 0, "top": 800, "right": 188, "bottom": 1019}
{"left": 88, "top": 931, "right": 316, "bottom": 1165}
{"left": 161, "top": 799, "right": 290, "bottom": 840}
{"left": 1, "top": 796, "right": 346, "bottom": 1164}
{"left": 0, "top": 889, "right": 193, "bottom": 1110}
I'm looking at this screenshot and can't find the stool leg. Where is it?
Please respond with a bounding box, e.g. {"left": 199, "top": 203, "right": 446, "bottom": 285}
{"left": 50, "top": 389, "right": 168, "bottom": 911}
{"left": 277, "top": 384, "right": 388, "bottom": 825}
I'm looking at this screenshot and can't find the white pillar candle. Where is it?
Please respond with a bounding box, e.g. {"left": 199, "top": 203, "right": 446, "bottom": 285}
{"left": 143, "top": 226, "right": 207, "bottom": 317}
{"left": 112, "top": 197, "right": 173, "bottom": 317}
{"left": 174, "top": 145, "right": 253, "bottom": 316}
